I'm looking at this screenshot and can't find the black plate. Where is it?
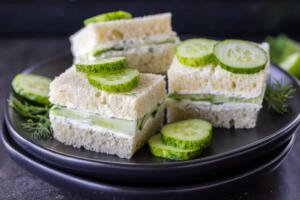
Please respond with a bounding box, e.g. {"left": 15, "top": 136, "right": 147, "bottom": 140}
{"left": 4, "top": 55, "right": 300, "bottom": 185}
{"left": 1, "top": 125, "right": 295, "bottom": 200}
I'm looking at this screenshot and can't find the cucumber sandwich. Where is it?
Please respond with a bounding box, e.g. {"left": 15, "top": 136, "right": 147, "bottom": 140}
{"left": 49, "top": 59, "right": 166, "bottom": 159}
{"left": 168, "top": 39, "right": 270, "bottom": 128}
{"left": 70, "top": 11, "right": 179, "bottom": 74}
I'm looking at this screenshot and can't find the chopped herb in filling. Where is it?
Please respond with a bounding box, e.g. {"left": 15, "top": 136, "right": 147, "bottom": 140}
{"left": 92, "top": 36, "right": 177, "bottom": 57}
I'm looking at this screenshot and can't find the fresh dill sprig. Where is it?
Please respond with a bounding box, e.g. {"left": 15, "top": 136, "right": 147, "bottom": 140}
{"left": 264, "top": 80, "right": 296, "bottom": 114}
{"left": 21, "top": 116, "right": 52, "bottom": 139}
{"left": 8, "top": 96, "right": 52, "bottom": 139}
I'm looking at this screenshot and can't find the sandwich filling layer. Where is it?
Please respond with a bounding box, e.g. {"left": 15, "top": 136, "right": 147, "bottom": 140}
{"left": 79, "top": 33, "right": 178, "bottom": 60}
{"left": 50, "top": 103, "right": 165, "bottom": 137}
{"left": 168, "top": 92, "right": 264, "bottom": 105}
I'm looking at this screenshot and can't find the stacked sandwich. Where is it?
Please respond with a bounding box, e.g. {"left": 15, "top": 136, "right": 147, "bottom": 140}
{"left": 49, "top": 56, "right": 166, "bottom": 159}
{"left": 70, "top": 11, "right": 179, "bottom": 74}
{"left": 167, "top": 39, "right": 269, "bottom": 128}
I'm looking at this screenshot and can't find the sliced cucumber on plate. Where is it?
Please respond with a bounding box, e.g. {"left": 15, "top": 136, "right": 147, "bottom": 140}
{"left": 176, "top": 38, "right": 218, "bottom": 67}
{"left": 88, "top": 68, "right": 140, "bottom": 93}
{"left": 161, "top": 119, "right": 212, "bottom": 149}
{"left": 76, "top": 57, "right": 127, "bottom": 73}
{"left": 12, "top": 73, "right": 51, "bottom": 105}
{"left": 148, "top": 134, "right": 202, "bottom": 161}
{"left": 213, "top": 39, "right": 268, "bottom": 74}
{"left": 148, "top": 119, "right": 213, "bottom": 161}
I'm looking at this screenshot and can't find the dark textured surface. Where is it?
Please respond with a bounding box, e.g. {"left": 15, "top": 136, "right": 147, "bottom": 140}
{"left": 0, "top": 38, "right": 299, "bottom": 199}
{"left": 1, "top": 1, "right": 300, "bottom": 38}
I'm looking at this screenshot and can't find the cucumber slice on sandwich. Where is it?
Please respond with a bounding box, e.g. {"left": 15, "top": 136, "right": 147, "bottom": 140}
{"left": 161, "top": 119, "right": 212, "bottom": 149}
{"left": 84, "top": 10, "right": 132, "bottom": 26}
{"left": 88, "top": 68, "right": 140, "bottom": 93}
{"left": 12, "top": 73, "right": 51, "bottom": 105}
{"left": 76, "top": 57, "right": 127, "bottom": 73}
{"left": 214, "top": 39, "right": 268, "bottom": 74}
{"left": 148, "top": 134, "right": 201, "bottom": 161}
{"left": 176, "top": 38, "right": 218, "bottom": 66}
{"left": 92, "top": 44, "right": 115, "bottom": 57}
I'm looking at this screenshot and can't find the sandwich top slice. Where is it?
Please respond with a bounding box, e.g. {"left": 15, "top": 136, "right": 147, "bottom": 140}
{"left": 49, "top": 66, "right": 166, "bottom": 158}
{"left": 50, "top": 66, "right": 166, "bottom": 120}
{"left": 167, "top": 40, "right": 270, "bottom": 129}
{"left": 168, "top": 43, "right": 269, "bottom": 99}
{"left": 70, "top": 12, "right": 179, "bottom": 74}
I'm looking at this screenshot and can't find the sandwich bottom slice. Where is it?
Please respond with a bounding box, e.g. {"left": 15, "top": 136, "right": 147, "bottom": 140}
{"left": 50, "top": 106, "right": 164, "bottom": 159}
{"left": 167, "top": 100, "right": 262, "bottom": 129}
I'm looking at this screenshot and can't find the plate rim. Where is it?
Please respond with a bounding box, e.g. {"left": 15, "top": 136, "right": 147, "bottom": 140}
{"left": 4, "top": 55, "right": 300, "bottom": 167}
{"left": 0, "top": 125, "right": 295, "bottom": 194}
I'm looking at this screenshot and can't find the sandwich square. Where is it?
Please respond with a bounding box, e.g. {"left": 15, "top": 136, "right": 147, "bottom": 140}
{"left": 70, "top": 13, "right": 179, "bottom": 74}
{"left": 167, "top": 43, "right": 270, "bottom": 128}
{"left": 49, "top": 66, "right": 166, "bottom": 158}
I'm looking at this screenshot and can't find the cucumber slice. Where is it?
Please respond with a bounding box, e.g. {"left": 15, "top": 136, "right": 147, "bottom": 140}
{"left": 50, "top": 106, "right": 137, "bottom": 136}
{"left": 176, "top": 38, "right": 218, "bottom": 66}
{"left": 279, "top": 52, "right": 300, "bottom": 79}
{"left": 84, "top": 11, "right": 132, "bottom": 26}
{"left": 12, "top": 73, "right": 51, "bottom": 105}
{"left": 148, "top": 134, "right": 201, "bottom": 161}
{"left": 92, "top": 45, "right": 115, "bottom": 57}
{"left": 161, "top": 119, "right": 212, "bottom": 149}
{"left": 214, "top": 39, "right": 267, "bottom": 74}
{"left": 76, "top": 57, "right": 127, "bottom": 73}
{"left": 87, "top": 68, "right": 140, "bottom": 93}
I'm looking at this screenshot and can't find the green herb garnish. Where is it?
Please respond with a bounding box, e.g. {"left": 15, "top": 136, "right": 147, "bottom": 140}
{"left": 264, "top": 80, "right": 296, "bottom": 114}
{"left": 8, "top": 96, "right": 52, "bottom": 139}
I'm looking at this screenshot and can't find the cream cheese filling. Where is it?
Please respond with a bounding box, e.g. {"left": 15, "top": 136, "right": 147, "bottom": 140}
{"left": 50, "top": 103, "right": 165, "bottom": 137}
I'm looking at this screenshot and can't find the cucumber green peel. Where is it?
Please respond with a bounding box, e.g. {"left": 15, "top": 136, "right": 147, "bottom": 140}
{"left": 161, "top": 119, "right": 212, "bottom": 149}
{"left": 76, "top": 57, "right": 128, "bottom": 73}
{"left": 84, "top": 11, "right": 132, "bottom": 26}
{"left": 148, "top": 119, "right": 213, "bottom": 160}
{"left": 12, "top": 73, "right": 51, "bottom": 105}
{"left": 92, "top": 45, "right": 116, "bottom": 57}
{"left": 148, "top": 134, "right": 202, "bottom": 161}
{"left": 176, "top": 38, "right": 218, "bottom": 67}
{"left": 88, "top": 68, "right": 140, "bottom": 93}
{"left": 213, "top": 39, "right": 268, "bottom": 74}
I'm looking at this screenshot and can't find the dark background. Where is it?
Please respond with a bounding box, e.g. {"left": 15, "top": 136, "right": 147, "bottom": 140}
{"left": 0, "top": 0, "right": 300, "bottom": 40}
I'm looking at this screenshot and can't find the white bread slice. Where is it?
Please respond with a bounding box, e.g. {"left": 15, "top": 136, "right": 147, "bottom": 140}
{"left": 97, "top": 43, "right": 176, "bottom": 74}
{"left": 49, "top": 67, "right": 166, "bottom": 120}
{"left": 168, "top": 43, "right": 270, "bottom": 98}
{"left": 167, "top": 100, "right": 262, "bottom": 129}
{"left": 50, "top": 109, "right": 164, "bottom": 159}
{"left": 70, "top": 13, "right": 173, "bottom": 57}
